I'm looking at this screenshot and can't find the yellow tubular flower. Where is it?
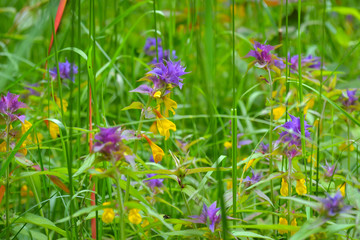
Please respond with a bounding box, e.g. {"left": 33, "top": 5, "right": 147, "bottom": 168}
{"left": 21, "top": 120, "right": 32, "bottom": 134}
{"left": 49, "top": 122, "right": 60, "bottom": 139}
{"left": 153, "top": 91, "right": 162, "bottom": 98}
{"left": 224, "top": 141, "right": 232, "bottom": 149}
{"left": 272, "top": 105, "right": 286, "bottom": 120}
{"left": 143, "top": 135, "right": 164, "bottom": 163}
{"left": 0, "top": 142, "right": 6, "bottom": 152}
{"left": 291, "top": 218, "right": 298, "bottom": 235}
{"left": 102, "top": 202, "right": 115, "bottom": 224}
{"left": 128, "top": 209, "right": 142, "bottom": 225}
{"left": 339, "top": 183, "right": 346, "bottom": 197}
{"left": 163, "top": 96, "right": 177, "bottom": 117}
{"left": 296, "top": 179, "right": 307, "bottom": 195}
{"left": 243, "top": 158, "right": 255, "bottom": 171}
{"left": 278, "top": 217, "right": 288, "bottom": 235}
{"left": 154, "top": 110, "right": 176, "bottom": 140}
{"left": 280, "top": 178, "right": 289, "bottom": 197}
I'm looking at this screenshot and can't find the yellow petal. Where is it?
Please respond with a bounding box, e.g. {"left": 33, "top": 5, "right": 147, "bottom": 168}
{"left": 49, "top": 122, "right": 60, "bottom": 139}
{"left": 280, "top": 178, "right": 289, "bottom": 197}
{"left": 55, "top": 96, "right": 68, "bottom": 112}
{"left": 224, "top": 141, "right": 232, "bottom": 149}
{"left": 338, "top": 183, "right": 346, "bottom": 197}
{"left": 296, "top": 179, "right": 307, "bottom": 195}
{"left": 291, "top": 218, "right": 297, "bottom": 235}
{"left": 143, "top": 135, "right": 165, "bottom": 163}
{"left": 279, "top": 217, "right": 288, "bottom": 234}
{"left": 21, "top": 120, "right": 32, "bottom": 134}
{"left": 155, "top": 111, "right": 176, "bottom": 140}
{"left": 102, "top": 208, "right": 115, "bottom": 224}
{"left": 128, "top": 209, "right": 142, "bottom": 225}
{"left": 163, "top": 96, "right": 177, "bottom": 117}
{"left": 272, "top": 105, "right": 286, "bottom": 120}
{"left": 153, "top": 91, "right": 162, "bottom": 98}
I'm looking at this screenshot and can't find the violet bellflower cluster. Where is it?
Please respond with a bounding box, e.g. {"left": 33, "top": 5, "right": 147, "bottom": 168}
{"left": 316, "top": 192, "right": 351, "bottom": 219}
{"left": 93, "top": 126, "right": 136, "bottom": 163}
{"left": 49, "top": 59, "right": 78, "bottom": 82}
{"left": 246, "top": 41, "right": 276, "bottom": 69}
{"left": 130, "top": 60, "right": 188, "bottom": 97}
{"left": 341, "top": 89, "right": 358, "bottom": 111}
{"left": 0, "top": 92, "right": 28, "bottom": 124}
{"left": 189, "top": 201, "right": 221, "bottom": 232}
{"left": 275, "top": 114, "right": 311, "bottom": 159}
{"left": 144, "top": 37, "right": 177, "bottom": 64}
{"left": 144, "top": 174, "right": 164, "bottom": 190}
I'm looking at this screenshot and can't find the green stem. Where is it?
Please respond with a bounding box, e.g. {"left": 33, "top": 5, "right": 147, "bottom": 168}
{"left": 231, "top": 108, "right": 237, "bottom": 220}
{"left": 116, "top": 174, "right": 125, "bottom": 240}
{"left": 5, "top": 122, "right": 10, "bottom": 240}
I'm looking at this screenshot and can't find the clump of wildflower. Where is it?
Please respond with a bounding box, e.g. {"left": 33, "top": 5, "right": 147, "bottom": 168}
{"left": 315, "top": 192, "right": 351, "bottom": 219}
{"left": 340, "top": 89, "right": 358, "bottom": 111}
{"left": 188, "top": 201, "right": 221, "bottom": 232}
{"left": 93, "top": 126, "right": 136, "bottom": 163}
{"left": 321, "top": 161, "right": 337, "bottom": 179}
{"left": 128, "top": 209, "right": 142, "bottom": 224}
{"left": 276, "top": 114, "right": 311, "bottom": 148}
{"left": 144, "top": 173, "right": 164, "bottom": 190}
{"left": 288, "top": 54, "right": 321, "bottom": 73}
{"left": 49, "top": 60, "right": 78, "bottom": 82}
{"left": 246, "top": 41, "right": 276, "bottom": 68}
{"left": 243, "top": 169, "right": 262, "bottom": 188}
{"left": 102, "top": 202, "right": 115, "bottom": 224}
{"left": 0, "top": 92, "right": 28, "bottom": 124}
{"left": 143, "top": 37, "right": 177, "bottom": 64}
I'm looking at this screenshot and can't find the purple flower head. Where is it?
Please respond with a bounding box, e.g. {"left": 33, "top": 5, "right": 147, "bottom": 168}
{"left": 321, "top": 161, "right": 337, "bottom": 178}
{"left": 246, "top": 41, "right": 275, "bottom": 68}
{"left": 341, "top": 89, "right": 357, "bottom": 108}
{"left": 144, "top": 37, "right": 162, "bottom": 56}
{"left": 0, "top": 92, "right": 28, "bottom": 123}
{"left": 144, "top": 174, "right": 164, "bottom": 190}
{"left": 93, "top": 127, "right": 121, "bottom": 154}
{"left": 189, "top": 201, "right": 221, "bottom": 232}
{"left": 289, "top": 54, "right": 321, "bottom": 72}
{"left": 274, "top": 57, "right": 286, "bottom": 69}
{"left": 49, "top": 60, "right": 78, "bottom": 82}
{"left": 317, "top": 192, "right": 351, "bottom": 218}
{"left": 285, "top": 145, "right": 301, "bottom": 160}
{"left": 275, "top": 114, "right": 311, "bottom": 148}
{"left": 24, "top": 83, "right": 40, "bottom": 97}
{"left": 244, "top": 169, "right": 262, "bottom": 188}
{"left": 256, "top": 142, "right": 269, "bottom": 154}
{"left": 237, "top": 133, "right": 252, "bottom": 149}
{"left": 150, "top": 49, "right": 178, "bottom": 64}
{"left": 129, "top": 84, "right": 154, "bottom": 96}
{"left": 148, "top": 60, "right": 188, "bottom": 89}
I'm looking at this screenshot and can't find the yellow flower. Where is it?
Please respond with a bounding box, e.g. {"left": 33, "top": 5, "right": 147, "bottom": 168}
{"left": 291, "top": 218, "right": 297, "bottom": 235}
{"left": 128, "top": 208, "right": 142, "bottom": 225}
{"left": 280, "top": 178, "right": 289, "bottom": 197}
{"left": 150, "top": 121, "right": 158, "bottom": 135}
{"left": 163, "top": 96, "right": 177, "bottom": 117}
{"left": 18, "top": 142, "right": 27, "bottom": 156}
{"left": 153, "top": 91, "right": 162, "bottom": 98}
{"left": 338, "top": 183, "right": 346, "bottom": 197}
{"left": 20, "top": 185, "right": 34, "bottom": 197}
{"left": 278, "top": 217, "right": 288, "bottom": 235}
{"left": 154, "top": 110, "right": 176, "bottom": 140}
{"left": 141, "top": 219, "right": 149, "bottom": 228}
{"left": 48, "top": 121, "right": 60, "bottom": 139}
{"left": 21, "top": 120, "right": 32, "bottom": 134}
{"left": 143, "top": 135, "right": 164, "bottom": 163}
{"left": 272, "top": 105, "right": 286, "bottom": 120}
{"left": 0, "top": 142, "right": 6, "bottom": 152}
{"left": 339, "top": 142, "right": 355, "bottom": 152}
{"left": 296, "top": 179, "right": 307, "bottom": 195}
{"left": 226, "top": 180, "right": 232, "bottom": 190}
{"left": 224, "top": 141, "right": 232, "bottom": 149}
{"left": 243, "top": 158, "right": 255, "bottom": 172}
{"left": 102, "top": 202, "right": 115, "bottom": 224}
{"left": 55, "top": 96, "right": 68, "bottom": 112}
{"left": 304, "top": 97, "right": 315, "bottom": 114}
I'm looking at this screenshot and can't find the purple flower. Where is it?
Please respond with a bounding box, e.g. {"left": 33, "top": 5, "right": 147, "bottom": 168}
{"left": 129, "top": 84, "right": 154, "bottom": 95}
{"left": 341, "top": 89, "right": 357, "bottom": 108}
{"left": 244, "top": 169, "right": 262, "bottom": 188}
{"left": 289, "top": 54, "right": 321, "bottom": 73}
{"left": 256, "top": 142, "right": 269, "bottom": 154}
{"left": 148, "top": 60, "right": 188, "bottom": 89}
{"left": 0, "top": 92, "right": 28, "bottom": 123}
{"left": 144, "top": 37, "right": 162, "bottom": 56}
{"left": 144, "top": 174, "right": 164, "bottom": 190}
{"left": 321, "top": 161, "right": 337, "bottom": 178}
{"left": 93, "top": 127, "right": 121, "bottom": 154}
{"left": 237, "top": 133, "right": 252, "bottom": 149}
{"left": 189, "top": 201, "right": 221, "bottom": 232}
{"left": 274, "top": 57, "right": 286, "bottom": 69}
{"left": 24, "top": 83, "right": 40, "bottom": 97}
{"left": 275, "top": 114, "right": 311, "bottom": 148}
{"left": 316, "top": 192, "right": 351, "bottom": 218}
{"left": 49, "top": 60, "right": 78, "bottom": 82}
{"left": 285, "top": 145, "right": 301, "bottom": 160}
{"left": 246, "top": 41, "right": 275, "bottom": 68}
{"left": 150, "top": 49, "right": 178, "bottom": 64}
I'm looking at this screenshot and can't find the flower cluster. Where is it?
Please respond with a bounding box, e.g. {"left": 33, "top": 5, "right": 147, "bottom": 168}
{"left": 0, "top": 92, "right": 27, "bottom": 124}
{"left": 144, "top": 37, "right": 177, "bottom": 64}
{"left": 101, "top": 202, "right": 115, "bottom": 224}
{"left": 49, "top": 60, "right": 78, "bottom": 82}
{"left": 189, "top": 201, "right": 222, "bottom": 232}
{"left": 315, "top": 192, "right": 351, "bottom": 219}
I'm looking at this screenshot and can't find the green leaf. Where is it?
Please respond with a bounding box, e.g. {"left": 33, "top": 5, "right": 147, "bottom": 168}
{"left": 73, "top": 154, "right": 95, "bottom": 177}
{"left": 14, "top": 213, "right": 67, "bottom": 236}
{"left": 231, "top": 231, "right": 274, "bottom": 239}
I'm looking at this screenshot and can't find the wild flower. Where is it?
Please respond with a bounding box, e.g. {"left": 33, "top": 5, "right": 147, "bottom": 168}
{"left": 246, "top": 41, "right": 276, "bottom": 68}
{"left": 102, "top": 202, "right": 115, "bottom": 224}
{"left": 296, "top": 179, "right": 307, "bottom": 195}
{"left": 189, "top": 201, "right": 221, "bottom": 232}
{"left": 128, "top": 209, "right": 142, "bottom": 224}
{"left": 237, "top": 133, "right": 252, "bottom": 148}
{"left": 288, "top": 54, "right": 321, "bottom": 72}
{"left": 154, "top": 110, "right": 176, "bottom": 140}
{"left": 0, "top": 92, "right": 27, "bottom": 124}
{"left": 278, "top": 217, "right": 288, "bottom": 235}
{"left": 144, "top": 174, "right": 164, "bottom": 190}
{"left": 49, "top": 60, "right": 78, "bottom": 82}
{"left": 341, "top": 89, "right": 358, "bottom": 110}
{"left": 321, "top": 161, "right": 337, "bottom": 178}
{"left": 256, "top": 142, "right": 269, "bottom": 154}
{"left": 315, "top": 192, "right": 351, "bottom": 219}
{"left": 144, "top": 37, "right": 162, "bottom": 56}
{"left": 143, "top": 135, "right": 164, "bottom": 163}
{"left": 280, "top": 178, "right": 289, "bottom": 197}
{"left": 276, "top": 114, "right": 311, "bottom": 148}
{"left": 243, "top": 169, "right": 262, "bottom": 188}
{"left": 20, "top": 185, "right": 34, "bottom": 197}
{"left": 143, "top": 37, "right": 178, "bottom": 64}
